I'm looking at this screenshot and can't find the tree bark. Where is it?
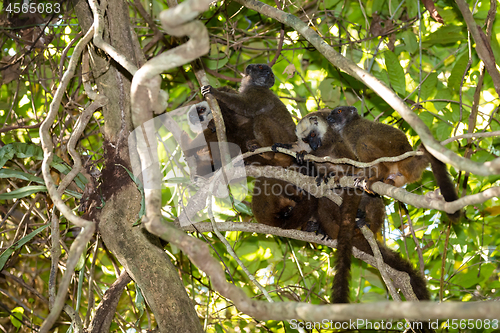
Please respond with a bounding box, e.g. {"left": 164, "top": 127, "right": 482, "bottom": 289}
{"left": 72, "top": 0, "right": 203, "bottom": 331}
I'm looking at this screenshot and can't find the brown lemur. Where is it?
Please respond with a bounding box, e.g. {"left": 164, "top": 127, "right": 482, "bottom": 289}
{"left": 296, "top": 111, "right": 431, "bottom": 304}
{"left": 251, "top": 177, "right": 318, "bottom": 231}
{"left": 182, "top": 86, "right": 265, "bottom": 177}
{"left": 295, "top": 110, "right": 365, "bottom": 303}
{"left": 327, "top": 106, "right": 460, "bottom": 223}
{"left": 199, "top": 64, "right": 313, "bottom": 230}
{"left": 251, "top": 111, "right": 327, "bottom": 233}
{"left": 201, "top": 63, "right": 297, "bottom": 167}
{"left": 183, "top": 100, "right": 238, "bottom": 176}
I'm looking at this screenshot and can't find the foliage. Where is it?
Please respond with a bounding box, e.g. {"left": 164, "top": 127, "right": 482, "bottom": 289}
{"left": 0, "top": 0, "right": 499, "bottom": 332}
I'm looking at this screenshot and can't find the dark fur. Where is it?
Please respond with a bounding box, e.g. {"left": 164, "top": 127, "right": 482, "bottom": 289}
{"left": 183, "top": 86, "right": 266, "bottom": 177}
{"left": 299, "top": 111, "right": 432, "bottom": 307}
{"left": 327, "top": 106, "right": 460, "bottom": 223}
{"left": 203, "top": 64, "right": 297, "bottom": 167}
{"left": 296, "top": 111, "right": 362, "bottom": 303}
{"left": 252, "top": 177, "right": 318, "bottom": 230}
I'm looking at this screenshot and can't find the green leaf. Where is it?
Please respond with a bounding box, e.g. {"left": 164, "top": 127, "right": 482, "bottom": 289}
{"left": 371, "top": 0, "right": 384, "bottom": 15}
{"left": 134, "top": 284, "right": 145, "bottom": 326}
{"left": 234, "top": 202, "right": 252, "bottom": 216}
{"left": 419, "top": 111, "right": 435, "bottom": 127}
{"left": 420, "top": 72, "right": 438, "bottom": 100}
{"left": 423, "top": 25, "right": 466, "bottom": 46}
{"left": 135, "top": 285, "right": 145, "bottom": 312}
{"left": 0, "top": 143, "right": 40, "bottom": 167}
{"left": 436, "top": 7, "right": 457, "bottom": 22}
{"left": 319, "top": 78, "right": 340, "bottom": 106}
{"left": 215, "top": 324, "right": 225, "bottom": 333}
{"left": 384, "top": 51, "right": 406, "bottom": 96}
{"left": 372, "top": 69, "right": 390, "bottom": 88}
{"left": 116, "top": 164, "right": 145, "bottom": 225}
{"left": 0, "top": 185, "right": 82, "bottom": 200}
{"left": 320, "top": 0, "right": 341, "bottom": 9}
{"left": 406, "top": 0, "right": 417, "bottom": 18}
{"left": 402, "top": 31, "right": 418, "bottom": 54}
{"left": 448, "top": 54, "right": 469, "bottom": 92}
{"left": 75, "top": 252, "right": 86, "bottom": 271}
{"left": 0, "top": 169, "right": 45, "bottom": 184}
{"left": 452, "top": 263, "right": 495, "bottom": 289}
{"left": 10, "top": 307, "right": 24, "bottom": 330}
{"left": 0, "top": 223, "right": 50, "bottom": 271}
{"left": 436, "top": 121, "right": 452, "bottom": 141}
{"left": 390, "top": 0, "right": 402, "bottom": 19}
{"left": 0, "top": 185, "right": 48, "bottom": 200}
{"left": 204, "top": 54, "right": 229, "bottom": 70}
{"left": 0, "top": 143, "right": 87, "bottom": 189}
{"left": 471, "top": 150, "right": 494, "bottom": 164}
{"left": 166, "top": 177, "right": 191, "bottom": 184}
{"left": 433, "top": 88, "right": 452, "bottom": 110}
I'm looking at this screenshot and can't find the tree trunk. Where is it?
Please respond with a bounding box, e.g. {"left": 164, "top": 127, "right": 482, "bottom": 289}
{"left": 72, "top": 0, "right": 203, "bottom": 331}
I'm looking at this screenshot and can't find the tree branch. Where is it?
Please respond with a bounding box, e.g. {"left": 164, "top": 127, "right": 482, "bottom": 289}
{"left": 232, "top": 0, "right": 500, "bottom": 176}
{"left": 146, "top": 218, "right": 500, "bottom": 321}
{"left": 454, "top": 0, "right": 500, "bottom": 97}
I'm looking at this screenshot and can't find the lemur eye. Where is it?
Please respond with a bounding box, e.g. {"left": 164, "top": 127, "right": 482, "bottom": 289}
{"left": 302, "top": 138, "right": 309, "bottom": 143}
{"left": 310, "top": 132, "right": 316, "bottom": 137}
{"left": 258, "top": 65, "right": 263, "bottom": 69}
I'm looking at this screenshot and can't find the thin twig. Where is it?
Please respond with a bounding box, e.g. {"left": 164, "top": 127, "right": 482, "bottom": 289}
{"left": 206, "top": 192, "right": 274, "bottom": 302}
{"left": 359, "top": 225, "right": 400, "bottom": 301}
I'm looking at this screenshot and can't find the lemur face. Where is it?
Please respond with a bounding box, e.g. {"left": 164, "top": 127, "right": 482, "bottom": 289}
{"left": 327, "top": 106, "right": 358, "bottom": 131}
{"left": 245, "top": 64, "right": 275, "bottom": 88}
{"left": 295, "top": 114, "right": 329, "bottom": 152}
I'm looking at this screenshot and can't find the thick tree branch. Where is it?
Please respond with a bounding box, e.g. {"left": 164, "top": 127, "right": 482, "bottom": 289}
{"left": 180, "top": 221, "right": 426, "bottom": 297}
{"left": 146, "top": 218, "right": 500, "bottom": 321}
{"left": 454, "top": 0, "right": 500, "bottom": 97}
{"left": 89, "top": 271, "right": 132, "bottom": 333}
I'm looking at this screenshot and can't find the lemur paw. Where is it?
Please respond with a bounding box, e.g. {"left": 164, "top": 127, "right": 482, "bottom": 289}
{"left": 315, "top": 173, "right": 330, "bottom": 187}
{"left": 282, "top": 206, "right": 294, "bottom": 218}
{"left": 246, "top": 140, "right": 260, "bottom": 152}
{"left": 303, "top": 221, "right": 331, "bottom": 240}
{"left": 207, "top": 120, "right": 216, "bottom": 133}
{"left": 201, "top": 85, "right": 213, "bottom": 97}
{"left": 324, "top": 173, "right": 333, "bottom": 185}
{"left": 318, "top": 227, "right": 332, "bottom": 240}
{"left": 316, "top": 175, "right": 328, "bottom": 187}
{"left": 295, "top": 150, "right": 307, "bottom": 165}
{"left": 355, "top": 216, "right": 367, "bottom": 229}
{"left": 271, "top": 143, "right": 293, "bottom": 153}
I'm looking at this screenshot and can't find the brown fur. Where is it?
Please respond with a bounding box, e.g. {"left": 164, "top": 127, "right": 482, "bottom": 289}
{"left": 182, "top": 86, "right": 267, "bottom": 177}
{"left": 252, "top": 177, "right": 318, "bottom": 230}
{"left": 299, "top": 111, "right": 432, "bottom": 306}
{"left": 327, "top": 106, "right": 459, "bottom": 223}
{"left": 296, "top": 111, "right": 362, "bottom": 303}
{"left": 203, "top": 64, "right": 297, "bottom": 167}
